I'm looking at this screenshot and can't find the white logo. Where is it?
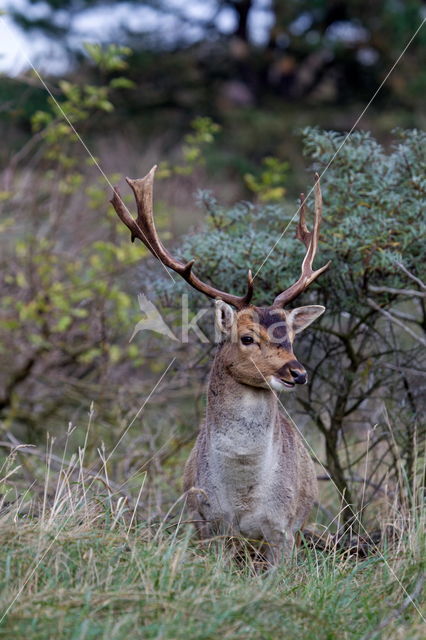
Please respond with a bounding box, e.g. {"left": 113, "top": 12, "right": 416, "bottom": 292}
{"left": 129, "top": 293, "right": 179, "bottom": 342}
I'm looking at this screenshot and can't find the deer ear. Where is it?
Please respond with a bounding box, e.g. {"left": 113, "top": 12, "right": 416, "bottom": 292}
{"left": 287, "top": 305, "right": 325, "bottom": 335}
{"left": 215, "top": 300, "right": 236, "bottom": 336}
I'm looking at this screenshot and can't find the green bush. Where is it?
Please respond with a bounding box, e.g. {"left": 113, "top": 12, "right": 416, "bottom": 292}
{"left": 0, "top": 45, "right": 148, "bottom": 440}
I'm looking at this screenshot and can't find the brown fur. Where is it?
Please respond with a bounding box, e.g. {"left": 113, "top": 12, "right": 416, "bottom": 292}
{"left": 183, "top": 303, "right": 323, "bottom": 566}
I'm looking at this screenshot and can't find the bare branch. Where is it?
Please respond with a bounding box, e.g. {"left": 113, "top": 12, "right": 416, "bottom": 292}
{"left": 395, "top": 262, "right": 426, "bottom": 290}
{"left": 367, "top": 298, "right": 426, "bottom": 346}
{"left": 368, "top": 285, "right": 426, "bottom": 298}
{"left": 388, "top": 308, "right": 421, "bottom": 323}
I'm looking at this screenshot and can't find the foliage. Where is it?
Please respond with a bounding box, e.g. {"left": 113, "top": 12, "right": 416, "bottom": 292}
{"left": 244, "top": 156, "right": 289, "bottom": 202}
{"left": 162, "top": 129, "right": 425, "bottom": 304}
{"left": 83, "top": 43, "right": 134, "bottom": 74}
{"left": 156, "top": 116, "right": 221, "bottom": 178}
{"left": 301, "top": 128, "right": 426, "bottom": 304}
{"left": 31, "top": 43, "right": 135, "bottom": 146}
{"left": 0, "top": 45, "right": 151, "bottom": 438}
{"left": 0, "top": 44, "right": 224, "bottom": 445}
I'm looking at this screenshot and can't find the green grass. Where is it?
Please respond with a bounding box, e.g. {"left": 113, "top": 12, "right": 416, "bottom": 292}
{"left": 0, "top": 428, "right": 424, "bottom": 640}
{"left": 0, "top": 488, "right": 424, "bottom": 640}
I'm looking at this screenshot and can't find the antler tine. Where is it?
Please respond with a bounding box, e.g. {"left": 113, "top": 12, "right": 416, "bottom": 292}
{"left": 273, "top": 174, "right": 331, "bottom": 308}
{"left": 110, "top": 166, "right": 253, "bottom": 310}
{"left": 296, "top": 192, "right": 309, "bottom": 247}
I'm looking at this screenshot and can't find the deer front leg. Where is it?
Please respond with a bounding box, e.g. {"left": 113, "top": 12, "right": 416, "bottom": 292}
{"left": 263, "top": 530, "right": 295, "bottom": 566}
{"left": 192, "top": 510, "right": 212, "bottom": 540}
{"left": 185, "top": 487, "right": 213, "bottom": 542}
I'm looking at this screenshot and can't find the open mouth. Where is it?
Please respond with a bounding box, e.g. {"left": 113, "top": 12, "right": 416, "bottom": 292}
{"left": 281, "top": 380, "right": 295, "bottom": 388}
{"left": 268, "top": 376, "right": 296, "bottom": 391}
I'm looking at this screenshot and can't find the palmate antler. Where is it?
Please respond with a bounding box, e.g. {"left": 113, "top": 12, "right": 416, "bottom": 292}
{"left": 110, "top": 165, "right": 253, "bottom": 310}
{"left": 273, "top": 173, "right": 331, "bottom": 308}
{"left": 111, "top": 167, "right": 329, "bottom": 309}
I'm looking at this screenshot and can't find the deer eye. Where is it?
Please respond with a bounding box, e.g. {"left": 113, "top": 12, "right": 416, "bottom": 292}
{"left": 241, "top": 335, "right": 254, "bottom": 345}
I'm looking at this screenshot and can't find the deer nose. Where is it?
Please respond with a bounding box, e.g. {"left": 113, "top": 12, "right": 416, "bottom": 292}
{"left": 290, "top": 368, "right": 307, "bottom": 385}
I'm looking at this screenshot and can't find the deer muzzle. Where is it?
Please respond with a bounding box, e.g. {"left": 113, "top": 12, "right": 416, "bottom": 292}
{"left": 276, "top": 360, "right": 307, "bottom": 387}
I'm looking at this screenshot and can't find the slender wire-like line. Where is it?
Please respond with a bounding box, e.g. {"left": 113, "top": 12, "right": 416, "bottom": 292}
{"left": 253, "top": 17, "right": 426, "bottom": 280}
{"left": 0, "top": 357, "right": 175, "bottom": 623}
{"left": 0, "top": 20, "right": 182, "bottom": 621}
{"left": 1, "top": 7, "right": 424, "bottom": 623}
{"left": 0, "top": 15, "right": 175, "bottom": 283}
{"left": 3, "top": 11, "right": 424, "bottom": 289}
{"left": 249, "top": 358, "right": 425, "bottom": 623}
{"left": 104, "top": 357, "right": 176, "bottom": 464}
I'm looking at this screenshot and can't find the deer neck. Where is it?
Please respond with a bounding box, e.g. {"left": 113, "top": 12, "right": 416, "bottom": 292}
{"left": 206, "top": 346, "right": 279, "bottom": 460}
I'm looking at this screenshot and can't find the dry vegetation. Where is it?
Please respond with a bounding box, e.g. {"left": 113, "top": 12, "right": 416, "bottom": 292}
{"left": 0, "top": 48, "right": 425, "bottom": 637}
{"left": 0, "top": 417, "right": 424, "bottom": 639}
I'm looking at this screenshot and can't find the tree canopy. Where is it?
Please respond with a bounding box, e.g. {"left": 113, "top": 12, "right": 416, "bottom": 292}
{"left": 6, "top": 0, "right": 426, "bottom": 107}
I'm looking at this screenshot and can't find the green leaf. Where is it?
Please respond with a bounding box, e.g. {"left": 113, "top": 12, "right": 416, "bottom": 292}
{"left": 109, "top": 77, "right": 136, "bottom": 90}
{"left": 54, "top": 316, "right": 72, "bottom": 332}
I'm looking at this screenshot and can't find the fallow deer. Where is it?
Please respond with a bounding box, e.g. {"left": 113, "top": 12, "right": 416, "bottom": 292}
{"left": 111, "top": 168, "right": 330, "bottom": 565}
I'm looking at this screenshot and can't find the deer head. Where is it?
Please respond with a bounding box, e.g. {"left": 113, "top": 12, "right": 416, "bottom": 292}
{"left": 213, "top": 302, "right": 326, "bottom": 391}
{"left": 111, "top": 167, "right": 330, "bottom": 391}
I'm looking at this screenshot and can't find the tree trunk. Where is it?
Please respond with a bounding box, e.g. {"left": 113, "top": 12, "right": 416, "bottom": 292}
{"left": 229, "top": 0, "right": 253, "bottom": 42}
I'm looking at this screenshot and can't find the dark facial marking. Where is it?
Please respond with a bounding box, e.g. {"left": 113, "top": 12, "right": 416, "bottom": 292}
{"left": 257, "top": 308, "right": 291, "bottom": 349}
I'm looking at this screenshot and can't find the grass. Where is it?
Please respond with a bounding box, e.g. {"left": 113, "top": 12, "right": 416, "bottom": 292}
{"left": 0, "top": 441, "right": 424, "bottom": 640}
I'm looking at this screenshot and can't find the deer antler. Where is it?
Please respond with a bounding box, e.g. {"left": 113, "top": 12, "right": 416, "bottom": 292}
{"left": 110, "top": 165, "right": 253, "bottom": 309}
{"left": 273, "top": 174, "right": 330, "bottom": 308}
